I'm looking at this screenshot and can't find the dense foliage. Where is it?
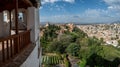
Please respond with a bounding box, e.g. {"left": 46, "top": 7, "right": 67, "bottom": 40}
{"left": 42, "top": 54, "right": 63, "bottom": 67}
{"left": 40, "top": 24, "right": 120, "bottom": 67}
{"left": 66, "top": 43, "right": 80, "bottom": 56}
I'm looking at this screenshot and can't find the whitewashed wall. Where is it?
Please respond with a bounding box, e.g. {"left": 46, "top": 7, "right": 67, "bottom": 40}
{"left": 20, "top": 7, "right": 41, "bottom": 67}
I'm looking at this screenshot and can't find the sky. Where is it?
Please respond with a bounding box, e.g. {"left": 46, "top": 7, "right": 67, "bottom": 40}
{"left": 40, "top": 0, "right": 120, "bottom": 24}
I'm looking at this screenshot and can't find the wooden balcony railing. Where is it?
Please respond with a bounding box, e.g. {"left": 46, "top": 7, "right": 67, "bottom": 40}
{"left": 0, "top": 30, "right": 30, "bottom": 63}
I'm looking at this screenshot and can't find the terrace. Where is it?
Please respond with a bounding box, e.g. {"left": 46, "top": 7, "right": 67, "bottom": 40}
{"left": 0, "top": 0, "right": 40, "bottom": 67}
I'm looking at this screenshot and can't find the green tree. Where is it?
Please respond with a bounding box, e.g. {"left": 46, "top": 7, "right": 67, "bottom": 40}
{"left": 78, "top": 59, "right": 86, "bottom": 67}
{"left": 47, "top": 40, "right": 69, "bottom": 54}
{"left": 66, "top": 43, "right": 80, "bottom": 56}
{"left": 118, "top": 40, "right": 120, "bottom": 46}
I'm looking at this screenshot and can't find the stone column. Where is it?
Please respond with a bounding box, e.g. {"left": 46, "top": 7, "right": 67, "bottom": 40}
{"left": 26, "top": 7, "right": 40, "bottom": 67}
{"left": 23, "top": 11, "right": 27, "bottom": 25}
{"left": 3, "top": 11, "right": 10, "bottom": 37}
{"left": 11, "top": 10, "right": 15, "bottom": 28}
{"left": 27, "top": 7, "right": 40, "bottom": 44}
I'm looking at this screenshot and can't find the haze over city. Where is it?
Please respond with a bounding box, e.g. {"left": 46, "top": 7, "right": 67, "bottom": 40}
{"left": 40, "top": 0, "right": 120, "bottom": 24}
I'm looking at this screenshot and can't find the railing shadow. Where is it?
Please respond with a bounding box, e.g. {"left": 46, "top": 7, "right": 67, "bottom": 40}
{"left": 0, "top": 30, "right": 30, "bottom": 65}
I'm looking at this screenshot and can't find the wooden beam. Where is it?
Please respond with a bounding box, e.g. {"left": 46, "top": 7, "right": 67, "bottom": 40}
{"left": 0, "top": 0, "right": 38, "bottom": 12}
{"left": 23, "top": 0, "right": 33, "bottom": 6}
{"left": 15, "top": 0, "right": 18, "bottom": 34}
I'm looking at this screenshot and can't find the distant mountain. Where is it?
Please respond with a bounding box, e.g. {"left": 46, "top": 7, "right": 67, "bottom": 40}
{"left": 40, "top": 21, "right": 120, "bottom": 26}
{"left": 111, "top": 21, "right": 120, "bottom": 24}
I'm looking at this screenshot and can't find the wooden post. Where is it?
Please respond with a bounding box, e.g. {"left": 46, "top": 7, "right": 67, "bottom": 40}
{"left": 15, "top": 0, "right": 18, "bottom": 34}
{"left": 2, "top": 41, "right": 5, "bottom": 62}
{"left": 10, "top": 39, "right": 13, "bottom": 57}
{"left": 15, "top": 0, "right": 20, "bottom": 53}
{"left": 6, "top": 40, "right": 9, "bottom": 59}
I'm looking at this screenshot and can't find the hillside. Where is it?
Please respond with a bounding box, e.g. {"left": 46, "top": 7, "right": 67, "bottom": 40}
{"left": 40, "top": 24, "right": 120, "bottom": 67}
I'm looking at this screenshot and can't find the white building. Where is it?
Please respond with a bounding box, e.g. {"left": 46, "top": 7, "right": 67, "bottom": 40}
{"left": 106, "top": 40, "right": 118, "bottom": 47}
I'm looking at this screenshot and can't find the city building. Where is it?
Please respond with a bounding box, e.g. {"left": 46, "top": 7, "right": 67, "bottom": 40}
{"left": 77, "top": 24, "right": 120, "bottom": 47}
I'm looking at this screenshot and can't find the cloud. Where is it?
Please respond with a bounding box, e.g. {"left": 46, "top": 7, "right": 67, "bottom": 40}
{"left": 63, "top": 0, "right": 75, "bottom": 3}
{"left": 40, "top": 14, "right": 119, "bottom": 23}
{"left": 101, "top": 0, "right": 120, "bottom": 17}
{"left": 79, "top": 0, "right": 84, "bottom": 3}
{"left": 41, "top": 0, "right": 58, "bottom": 4}
{"left": 103, "top": 0, "right": 120, "bottom": 11}
{"left": 40, "top": 0, "right": 120, "bottom": 23}
{"left": 40, "top": 7, "right": 43, "bottom": 9}
{"left": 108, "top": 5, "right": 120, "bottom": 11}
{"left": 40, "top": 8, "right": 120, "bottom": 23}
{"left": 83, "top": 9, "right": 110, "bottom": 18}
{"left": 84, "top": 9, "right": 101, "bottom": 17}
{"left": 73, "top": 15, "right": 80, "bottom": 18}
{"left": 54, "top": 5, "right": 65, "bottom": 11}
{"left": 81, "top": 8, "right": 120, "bottom": 23}
{"left": 40, "top": 15, "right": 81, "bottom": 23}
{"left": 103, "top": 0, "right": 120, "bottom": 5}
{"left": 41, "top": 0, "right": 75, "bottom": 4}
